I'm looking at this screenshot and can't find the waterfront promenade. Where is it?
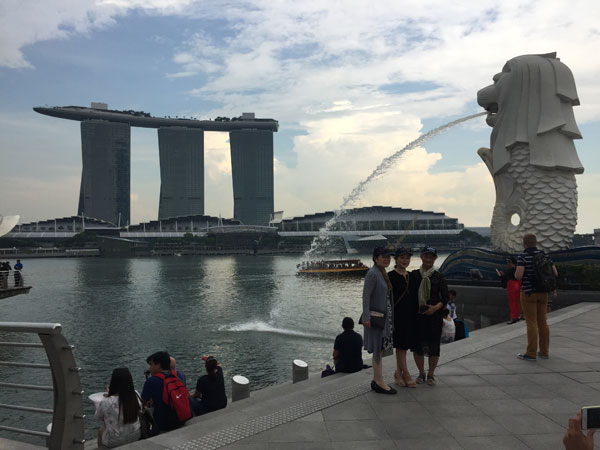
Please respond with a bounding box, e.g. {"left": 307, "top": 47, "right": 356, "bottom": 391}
{"left": 126, "top": 302, "right": 600, "bottom": 450}
{"left": 3, "top": 302, "right": 600, "bottom": 450}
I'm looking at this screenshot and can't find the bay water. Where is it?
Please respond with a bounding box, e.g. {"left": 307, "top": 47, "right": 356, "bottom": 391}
{"left": 0, "top": 253, "right": 446, "bottom": 442}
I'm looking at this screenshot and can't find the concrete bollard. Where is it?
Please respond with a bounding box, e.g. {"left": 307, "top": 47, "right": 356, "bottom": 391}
{"left": 231, "top": 375, "right": 250, "bottom": 402}
{"left": 292, "top": 359, "right": 308, "bottom": 384}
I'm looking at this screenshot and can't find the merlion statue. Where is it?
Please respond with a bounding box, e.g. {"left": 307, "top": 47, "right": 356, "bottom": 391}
{"left": 477, "top": 52, "right": 584, "bottom": 253}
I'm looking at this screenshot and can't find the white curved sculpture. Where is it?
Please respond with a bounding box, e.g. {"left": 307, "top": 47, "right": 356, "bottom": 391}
{"left": 477, "top": 52, "right": 584, "bottom": 253}
{"left": 0, "top": 215, "right": 19, "bottom": 238}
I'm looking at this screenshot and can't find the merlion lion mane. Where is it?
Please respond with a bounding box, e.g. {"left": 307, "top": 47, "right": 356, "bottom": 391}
{"left": 477, "top": 52, "right": 584, "bottom": 253}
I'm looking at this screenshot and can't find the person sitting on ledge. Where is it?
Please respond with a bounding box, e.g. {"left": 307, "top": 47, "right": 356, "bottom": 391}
{"left": 95, "top": 368, "right": 141, "bottom": 448}
{"left": 333, "top": 317, "right": 364, "bottom": 373}
{"left": 191, "top": 356, "right": 227, "bottom": 416}
{"left": 141, "top": 351, "right": 190, "bottom": 433}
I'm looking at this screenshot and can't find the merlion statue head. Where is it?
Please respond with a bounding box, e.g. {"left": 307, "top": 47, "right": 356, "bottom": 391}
{"left": 477, "top": 52, "right": 584, "bottom": 176}
{"left": 476, "top": 53, "right": 584, "bottom": 253}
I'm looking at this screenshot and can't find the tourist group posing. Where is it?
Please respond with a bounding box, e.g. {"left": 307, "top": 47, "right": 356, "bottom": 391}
{"left": 94, "top": 351, "right": 227, "bottom": 448}
{"left": 360, "top": 245, "right": 450, "bottom": 394}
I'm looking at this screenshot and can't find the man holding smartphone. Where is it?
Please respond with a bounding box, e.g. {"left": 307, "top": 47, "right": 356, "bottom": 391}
{"left": 563, "top": 411, "right": 596, "bottom": 450}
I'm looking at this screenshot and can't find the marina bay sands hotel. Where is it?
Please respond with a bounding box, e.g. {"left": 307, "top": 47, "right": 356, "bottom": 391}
{"left": 34, "top": 104, "right": 278, "bottom": 227}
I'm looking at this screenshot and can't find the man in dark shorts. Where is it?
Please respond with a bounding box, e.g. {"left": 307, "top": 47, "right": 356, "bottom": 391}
{"left": 515, "top": 233, "right": 557, "bottom": 361}
{"left": 333, "top": 317, "right": 363, "bottom": 373}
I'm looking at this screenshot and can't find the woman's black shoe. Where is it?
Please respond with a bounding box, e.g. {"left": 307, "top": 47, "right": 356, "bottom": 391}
{"left": 371, "top": 380, "right": 397, "bottom": 394}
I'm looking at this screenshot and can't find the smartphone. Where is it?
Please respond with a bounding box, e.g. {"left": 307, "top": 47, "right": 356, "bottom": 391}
{"left": 582, "top": 405, "right": 600, "bottom": 430}
{"left": 495, "top": 268, "right": 501, "bottom": 276}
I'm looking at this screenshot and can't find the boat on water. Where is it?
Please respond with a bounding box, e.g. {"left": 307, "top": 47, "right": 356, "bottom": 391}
{"left": 297, "top": 259, "right": 369, "bottom": 276}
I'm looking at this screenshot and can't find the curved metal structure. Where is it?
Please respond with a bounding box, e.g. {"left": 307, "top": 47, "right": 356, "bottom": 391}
{"left": 0, "top": 215, "right": 19, "bottom": 237}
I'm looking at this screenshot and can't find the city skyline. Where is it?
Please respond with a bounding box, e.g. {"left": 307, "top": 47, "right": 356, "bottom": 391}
{"left": 1, "top": 1, "right": 599, "bottom": 232}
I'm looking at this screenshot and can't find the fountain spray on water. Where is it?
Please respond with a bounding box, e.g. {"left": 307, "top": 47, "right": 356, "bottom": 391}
{"left": 304, "top": 111, "right": 487, "bottom": 258}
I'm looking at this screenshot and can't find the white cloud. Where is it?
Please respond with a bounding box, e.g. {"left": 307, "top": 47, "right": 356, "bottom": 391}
{"left": 2, "top": 0, "right": 599, "bottom": 232}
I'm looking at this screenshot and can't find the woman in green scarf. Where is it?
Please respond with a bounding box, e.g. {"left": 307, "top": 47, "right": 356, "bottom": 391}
{"left": 411, "top": 246, "right": 449, "bottom": 386}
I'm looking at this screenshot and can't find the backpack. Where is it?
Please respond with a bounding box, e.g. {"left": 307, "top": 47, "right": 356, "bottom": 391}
{"left": 155, "top": 371, "right": 192, "bottom": 423}
{"left": 532, "top": 252, "right": 556, "bottom": 292}
{"left": 454, "top": 319, "right": 466, "bottom": 341}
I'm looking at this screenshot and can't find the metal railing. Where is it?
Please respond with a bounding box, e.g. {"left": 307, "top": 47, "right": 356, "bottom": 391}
{"left": 0, "top": 269, "right": 26, "bottom": 289}
{"left": 0, "top": 322, "right": 85, "bottom": 449}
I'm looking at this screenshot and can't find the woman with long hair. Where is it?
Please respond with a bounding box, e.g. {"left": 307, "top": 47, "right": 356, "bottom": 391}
{"left": 191, "top": 356, "right": 227, "bottom": 416}
{"left": 95, "top": 368, "right": 141, "bottom": 448}
{"left": 388, "top": 247, "right": 418, "bottom": 387}
{"left": 361, "top": 247, "right": 396, "bottom": 394}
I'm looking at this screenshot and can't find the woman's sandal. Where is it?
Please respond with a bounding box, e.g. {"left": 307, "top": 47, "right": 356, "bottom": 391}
{"left": 394, "top": 371, "right": 407, "bottom": 387}
{"left": 427, "top": 375, "right": 437, "bottom": 386}
{"left": 402, "top": 372, "right": 417, "bottom": 388}
{"left": 416, "top": 373, "right": 426, "bottom": 384}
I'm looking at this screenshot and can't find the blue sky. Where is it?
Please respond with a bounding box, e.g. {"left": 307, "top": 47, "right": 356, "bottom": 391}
{"left": 1, "top": 0, "right": 599, "bottom": 232}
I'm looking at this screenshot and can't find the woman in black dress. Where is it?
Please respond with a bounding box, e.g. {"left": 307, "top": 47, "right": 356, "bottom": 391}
{"left": 412, "top": 246, "right": 449, "bottom": 386}
{"left": 388, "top": 247, "right": 418, "bottom": 387}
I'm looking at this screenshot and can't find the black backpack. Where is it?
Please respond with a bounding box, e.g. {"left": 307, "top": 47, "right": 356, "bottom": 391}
{"left": 532, "top": 252, "right": 556, "bottom": 292}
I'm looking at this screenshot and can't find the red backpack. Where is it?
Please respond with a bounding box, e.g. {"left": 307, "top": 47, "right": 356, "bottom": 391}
{"left": 155, "top": 371, "right": 192, "bottom": 422}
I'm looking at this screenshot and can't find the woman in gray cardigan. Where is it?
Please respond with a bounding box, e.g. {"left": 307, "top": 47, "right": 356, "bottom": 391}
{"left": 362, "top": 247, "right": 396, "bottom": 394}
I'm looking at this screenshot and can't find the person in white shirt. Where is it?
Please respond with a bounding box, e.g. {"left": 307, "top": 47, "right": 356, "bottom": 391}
{"left": 95, "top": 368, "right": 141, "bottom": 448}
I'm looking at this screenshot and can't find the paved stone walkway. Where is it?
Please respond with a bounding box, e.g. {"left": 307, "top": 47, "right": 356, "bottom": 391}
{"left": 122, "top": 302, "right": 600, "bottom": 450}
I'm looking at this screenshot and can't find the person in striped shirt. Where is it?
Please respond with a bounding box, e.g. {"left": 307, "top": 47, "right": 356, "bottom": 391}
{"left": 515, "top": 233, "right": 558, "bottom": 361}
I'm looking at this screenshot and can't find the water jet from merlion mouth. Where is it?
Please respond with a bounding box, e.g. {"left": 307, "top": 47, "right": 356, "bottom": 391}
{"left": 304, "top": 111, "right": 487, "bottom": 258}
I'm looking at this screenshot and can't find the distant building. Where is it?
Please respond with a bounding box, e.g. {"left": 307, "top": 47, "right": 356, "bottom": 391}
{"left": 78, "top": 120, "right": 130, "bottom": 226}
{"left": 272, "top": 206, "right": 465, "bottom": 251}
{"left": 34, "top": 104, "right": 279, "bottom": 226}
{"left": 158, "top": 127, "right": 204, "bottom": 219}
{"left": 273, "top": 206, "right": 463, "bottom": 234}
{"left": 230, "top": 129, "right": 274, "bottom": 226}
{"left": 5, "top": 216, "right": 119, "bottom": 238}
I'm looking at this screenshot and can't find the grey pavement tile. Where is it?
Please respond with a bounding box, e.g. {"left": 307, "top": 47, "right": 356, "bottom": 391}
{"left": 381, "top": 416, "right": 445, "bottom": 439}
{"left": 470, "top": 398, "right": 536, "bottom": 415}
{"left": 536, "top": 360, "right": 594, "bottom": 372}
{"left": 548, "top": 383, "right": 600, "bottom": 403}
{"left": 453, "top": 386, "right": 507, "bottom": 400}
{"left": 331, "top": 440, "right": 397, "bottom": 450}
{"left": 498, "top": 384, "right": 555, "bottom": 399}
{"left": 467, "top": 364, "right": 514, "bottom": 375}
{"left": 263, "top": 422, "right": 330, "bottom": 443}
{"left": 325, "top": 419, "right": 390, "bottom": 442}
{"left": 438, "top": 415, "right": 507, "bottom": 438}
{"left": 423, "top": 400, "right": 480, "bottom": 417}
{"left": 370, "top": 401, "right": 433, "bottom": 420}
{"left": 409, "top": 387, "right": 464, "bottom": 403}
{"left": 439, "top": 375, "right": 488, "bottom": 386}
{"left": 589, "top": 382, "right": 600, "bottom": 391}
{"left": 436, "top": 365, "right": 471, "bottom": 376}
{"left": 267, "top": 443, "right": 334, "bottom": 450}
{"left": 456, "top": 435, "right": 531, "bottom": 450}
{"left": 219, "top": 444, "right": 269, "bottom": 450}
{"left": 364, "top": 389, "right": 416, "bottom": 404}
{"left": 490, "top": 413, "right": 565, "bottom": 434}
{"left": 321, "top": 397, "right": 377, "bottom": 421}
{"left": 564, "top": 371, "right": 600, "bottom": 383}
{"left": 393, "top": 436, "right": 464, "bottom": 450}
{"left": 479, "top": 374, "right": 532, "bottom": 385}
{"left": 520, "top": 397, "right": 581, "bottom": 414}
{"left": 296, "top": 411, "right": 324, "bottom": 422}
{"left": 501, "top": 363, "right": 551, "bottom": 373}
{"left": 545, "top": 412, "right": 575, "bottom": 429}
{"left": 522, "top": 372, "right": 579, "bottom": 385}
{"left": 517, "top": 433, "right": 566, "bottom": 450}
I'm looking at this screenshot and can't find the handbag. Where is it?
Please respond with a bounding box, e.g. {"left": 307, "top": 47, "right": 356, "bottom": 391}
{"left": 137, "top": 394, "right": 158, "bottom": 439}
{"left": 369, "top": 310, "right": 386, "bottom": 329}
